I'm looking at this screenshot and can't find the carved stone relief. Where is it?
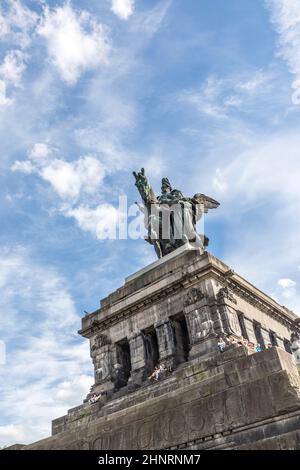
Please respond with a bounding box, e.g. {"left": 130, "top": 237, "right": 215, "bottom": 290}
{"left": 91, "top": 334, "right": 111, "bottom": 357}
{"left": 226, "top": 306, "right": 242, "bottom": 337}
{"left": 95, "top": 350, "right": 111, "bottom": 382}
{"left": 184, "top": 287, "right": 205, "bottom": 306}
{"left": 185, "top": 306, "right": 214, "bottom": 342}
{"left": 217, "top": 286, "right": 237, "bottom": 304}
{"left": 291, "top": 332, "right": 300, "bottom": 365}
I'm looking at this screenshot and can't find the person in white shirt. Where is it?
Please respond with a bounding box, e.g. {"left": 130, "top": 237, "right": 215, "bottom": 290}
{"left": 217, "top": 337, "right": 226, "bottom": 353}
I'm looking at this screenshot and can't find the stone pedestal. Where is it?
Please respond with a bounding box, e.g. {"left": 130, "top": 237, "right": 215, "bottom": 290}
{"left": 24, "top": 347, "right": 300, "bottom": 450}
{"left": 15, "top": 248, "right": 300, "bottom": 450}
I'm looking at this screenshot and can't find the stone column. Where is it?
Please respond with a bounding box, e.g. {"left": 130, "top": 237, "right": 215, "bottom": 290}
{"left": 128, "top": 333, "right": 147, "bottom": 386}
{"left": 183, "top": 287, "right": 216, "bottom": 359}
{"left": 260, "top": 328, "right": 272, "bottom": 349}
{"left": 154, "top": 319, "right": 176, "bottom": 369}
{"left": 276, "top": 336, "right": 286, "bottom": 351}
{"left": 243, "top": 317, "right": 257, "bottom": 344}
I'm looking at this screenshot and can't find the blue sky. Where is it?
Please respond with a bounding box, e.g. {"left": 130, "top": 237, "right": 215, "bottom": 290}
{"left": 0, "top": 0, "right": 300, "bottom": 446}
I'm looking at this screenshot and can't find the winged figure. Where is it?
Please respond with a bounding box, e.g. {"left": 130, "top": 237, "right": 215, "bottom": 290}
{"left": 133, "top": 168, "right": 219, "bottom": 258}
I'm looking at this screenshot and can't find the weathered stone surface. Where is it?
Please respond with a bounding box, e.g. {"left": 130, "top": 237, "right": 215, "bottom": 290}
{"left": 15, "top": 249, "right": 300, "bottom": 450}
{"left": 4, "top": 444, "right": 26, "bottom": 450}
{"left": 24, "top": 347, "right": 300, "bottom": 450}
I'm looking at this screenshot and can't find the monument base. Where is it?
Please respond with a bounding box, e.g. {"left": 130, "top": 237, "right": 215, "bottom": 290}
{"left": 22, "top": 347, "right": 300, "bottom": 450}
{"left": 7, "top": 249, "right": 300, "bottom": 450}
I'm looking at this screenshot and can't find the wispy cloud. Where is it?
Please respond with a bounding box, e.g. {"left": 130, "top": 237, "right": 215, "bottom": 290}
{"left": 0, "top": 246, "right": 93, "bottom": 446}
{"left": 130, "top": 0, "right": 172, "bottom": 35}
{"left": 266, "top": 0, "right": 300, "bottom": 104}
{"left": 178, "top": 70, "right": 274, "bottom": 120}
{"left": 179, "top": 76, "right": 228, "bottom": 119}
{"left": 0, "top": 49, "right": 27, "bottom": 106}
{"left": 208, "top": 129, "right": 300, "bottom": 314}
{"left": 0, "top": 80, "right": 12, "bottom": 106}
{"left": 0, "top": 50, "right": 27, "bottom": 87}
{"left": 0, "top": 0, "right": 38, "bottom": 49}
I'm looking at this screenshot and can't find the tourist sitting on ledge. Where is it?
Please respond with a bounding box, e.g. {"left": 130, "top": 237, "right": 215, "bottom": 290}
{"left": 227, "top": 335, "right": 238, "bottom": 346}
{"left": 255, "top": 343, "right": 262, "bottom": 353}
{"left": 148, "top": 363, "right": 167, "bottom": 381}
{"left": 217, "top": 337, "right": 226, "bottom": 353}
{"left": 148, "top": 365, "right": 159, "bottom": 381}
{"left": 237, "top": 336, "right": 246, "bottom": 346}
{"left": 88, "top": 393, "right": 102, "bottom": 405}
{"left": 227, "top": 336, "right": 254, "bottom": 351}
{"left": 158, "top": 362, "right": 167, "bottom": 378}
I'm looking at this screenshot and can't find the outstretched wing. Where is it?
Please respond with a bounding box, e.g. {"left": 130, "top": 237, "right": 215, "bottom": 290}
{"left": 192, "top": 193, "right": 220, "bottom": 217}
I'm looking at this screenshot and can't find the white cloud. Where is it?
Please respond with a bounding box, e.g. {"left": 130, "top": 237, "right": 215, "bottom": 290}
{"left": 266, "top": 0, "right": 300, "bottom": 104}
{"left": 0, "top": 425, "right": 25, "bottom": 444}
{"left": 12, "top": 146, "right": 105, "bottom": 203}
{"left": 40, "top": 156, "right": 105, "bottom": 201}
{"left": 0, "top": 2, "right": 38, "bottom": 105}
{"left": 0, "top": 50, "right": 27, "bottom": 86}
{"left": 55, "top": 375, "right": 93, "bottom": 403}
{"left": 11, "top": 159, "right": 34, "bottom": 174}
{"left": 277, "top": 278, "right": 298, "bottom": 302}
{"left": 278, "top": 278, "right": 297, "bottom": 289}
{"left": 11, "top": 143, "right": 119, "bottom": 240}
{"left": 236, "top": 70, "right": 271, "bottom": 93}
{"left": 65, "top": 204, "right": 118, "bottom": 239}
{"left": 0, "top": 246, "right": 93, "bottom": 447}
{"left": 0, "top": 13, "right": 10, "bottom": 38}
{"left": 180, "top": 76, "right": 227, "bottom": 119}
{"left": 0, "top": 80, "right": 12, "bottom": 106}
{"left": 0, "top": 49, "right": 27, "bottom": 105}
{"left": 0, "top": 0, "right": 38, "bottom": 49}
{"left": 143, "top": 155, "right": 166, "bottom": 180}
{"left": 38, "top": 3, "right": 110, "bottom": 85}
{"left": 213, "top": 168, "right": 228, "bottom": 192}
{"left": 29, "top": 143, "right": 51, "bottom": 163}
{"left": 111, "top": 0, "right": 135, "bottom": 20}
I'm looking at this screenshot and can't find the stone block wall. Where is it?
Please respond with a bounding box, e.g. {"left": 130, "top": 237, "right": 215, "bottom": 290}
{"left": 24, "top": 347, "right": 300, "bottom": 450}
